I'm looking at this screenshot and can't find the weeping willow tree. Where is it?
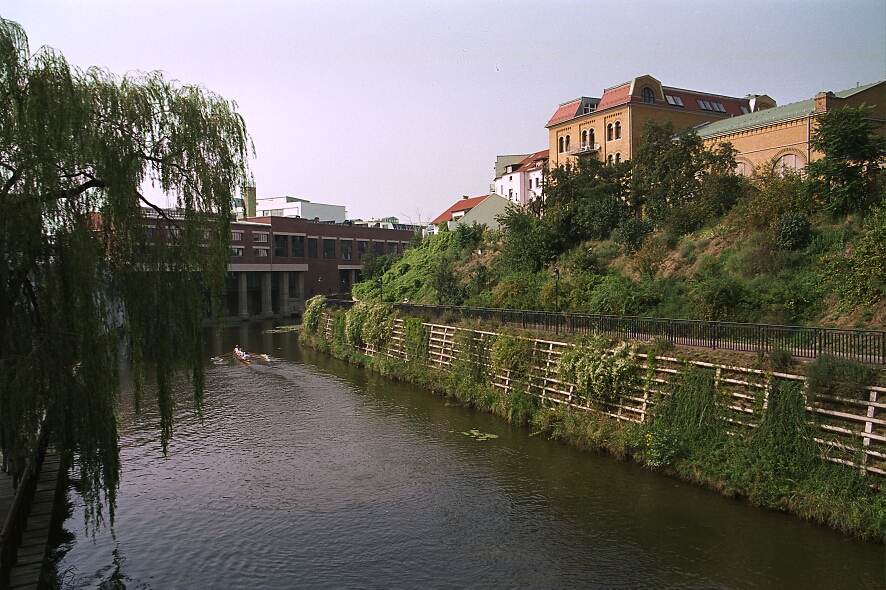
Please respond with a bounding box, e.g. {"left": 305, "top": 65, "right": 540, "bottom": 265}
{"left": 0, "top": 18, "right": 252, "bottom": 522}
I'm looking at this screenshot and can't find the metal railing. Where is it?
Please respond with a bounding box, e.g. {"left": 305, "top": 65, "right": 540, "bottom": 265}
{"left": 324, "top": 300, "right": 886, "bottom": 365}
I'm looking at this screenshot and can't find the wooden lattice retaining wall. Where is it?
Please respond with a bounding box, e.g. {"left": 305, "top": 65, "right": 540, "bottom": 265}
{"left": 319, "top": 314, "right": 885, "bottom": 475}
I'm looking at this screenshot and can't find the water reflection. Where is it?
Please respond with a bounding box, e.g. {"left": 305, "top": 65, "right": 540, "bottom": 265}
{"left": 53, "top": 322, "right": 883, "bottom": 588}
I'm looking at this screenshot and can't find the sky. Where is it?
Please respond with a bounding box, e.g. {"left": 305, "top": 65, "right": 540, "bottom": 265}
{"left": 2, "top": 0, "right": 884, "bottom": 222}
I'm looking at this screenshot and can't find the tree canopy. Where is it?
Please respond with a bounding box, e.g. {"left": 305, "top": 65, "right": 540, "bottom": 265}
{"left": 0, "top": 18, "right": 251, "bottom": 522}
{"left": 806, "top": 104, "right": 886, "bottom": 215}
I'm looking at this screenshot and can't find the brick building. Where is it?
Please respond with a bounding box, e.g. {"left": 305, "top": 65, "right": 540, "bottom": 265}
{"left": 696, "top": 81, "right": 885, "bottom": 175}
{"left": 227, "top": 216, "right": 414, "bottom": 319}
{"left": 547, "top": 75, "right": 760, "bottom": 168}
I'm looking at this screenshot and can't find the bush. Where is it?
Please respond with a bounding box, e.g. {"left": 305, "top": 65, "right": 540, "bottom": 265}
{"left": 614, "top": 217, "right": 654, "bottom": 254}
{"left": 644, "top": 367, "right": 726, "bottom": 468}
{"left": 557, "top": 337, "right": 639, "bottom": 403}
{"left": 302, "top": 295, "right": 327, "bottom": 335}
{"left": 806, "top": 354, "right": 877, "bottom": 401}
{"left": 775, "top": 212, "right": 812, "bottom": 250}
{"left": 490, "top": 333, "right": 534, "bottom": 381}
{"left": 689, "top": 258, "right": 745, "bottom": 321}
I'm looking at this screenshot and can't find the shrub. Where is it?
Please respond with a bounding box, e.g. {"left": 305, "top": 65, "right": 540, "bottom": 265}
{"left": 302, "top": 295, "right": 326, "bottom": 336}
{"left": 557, "top": 336, "right": 639, "bottom": 403}
{"left": 614, "top": 217, "right": 654, "bottom": 254}
{"left": 769, "top": 349, "right": 794, "bottom": 371}
{"left": 775, "top": 212, "right": 812, "bottom": 250}
{"left": 644, "top": 367, "right": 726, "bottom": 468}
{"left": 490, "top": 333, "right": 534, "bottom": 381}
{"left": 806, "top": 354, "right": 877, "bottom": 401}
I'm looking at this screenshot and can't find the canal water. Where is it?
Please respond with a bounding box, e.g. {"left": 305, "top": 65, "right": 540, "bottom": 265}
{"left": 53, "top": 323, "right": 883, "bottom": 588}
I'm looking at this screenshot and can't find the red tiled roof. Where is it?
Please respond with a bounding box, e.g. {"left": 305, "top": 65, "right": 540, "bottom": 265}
{"left": 597, "top": 83, "right": 631, "bottom": 110}
{"left": 548, "top": 79, "right": 752, "bottom": 127}
{"left": 545, "top": 99, "right": 582, "bottom": 127}
{"left": 430, "top": 195, "right": 489, "bottom": 225}
{"left": 516, "top": 149, "right": 549, "bottom": 171}
{"left": 660, "top": 86, "right": 748, "bottom": 117}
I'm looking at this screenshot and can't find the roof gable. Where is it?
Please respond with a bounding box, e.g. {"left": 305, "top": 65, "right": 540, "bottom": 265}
{"left": 430, "top": 195, "right": 489, "bottom": 225}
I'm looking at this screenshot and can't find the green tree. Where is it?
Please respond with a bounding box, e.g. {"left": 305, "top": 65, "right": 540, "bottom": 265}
{"left": 0, "top": 19, "right": 251, "bottom": 521}
{"left": 544, "top": 156, "right": 632, "bottom": 243}
{"left": 632, "top": 121, "right": 740, "bottom": 233}
{"left": 806, "top": 105, "right": 886, "bottom": 215}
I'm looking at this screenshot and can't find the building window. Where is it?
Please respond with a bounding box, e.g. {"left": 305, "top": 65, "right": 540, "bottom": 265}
{"left": 388, "top": 242, "right": 398, "bottom": 254}
{"left": 665, "top": 94, "right": 684, "bottom": 107}
{"left": 582, "top": 129, "right": 588, "bottom": 145}
{"left": 740, "top": 105, "right": 749, "bottom": 115}
{"left": 699, "top": 100, "right": 726, "bottom": 113}
{"left": 253, "top": 232, "right": 268, "bottom": 243}
{"left": 509, "top": 188, "right": 513, "bottom": 200}
{"left": 589, "top": 128, "right": 595, "bottom": 145}
{"left": 735, "top": 161, "right": 752, "bottom": 177}
{"left": 323, "top": 239, "right": 336, "bottom": 259}
{"left": 776, "top": 153, "right": 805, "bottom": 177}
{"left": 615, "top": 153, "right": 621, "bottom": 164}
{"left": 373, "top": 241, "right": 384, "bottom": 255}
{"left": 307, "top": 237, "right": 318, "bottom": 259}
{"left": 558, "top": 137, "right": 564, "bottom": 153}
{"left": 146, "top": 226, "right": 156, "bottom": 238}
{"left": 341, "top": 239, "right": 353, "bottom": 260}
{"left": 614, "top": 121, "right": 621, "bottom": 140}
{"left": 607, "top": 123, "right": 613, "bottom": 141}
{"left": 253, "top": 247, "right": 269, "bottom": 257}
{"left": 232, "top": 246, "right": 244, "bottom": 257}
{"left": 274, "top": 235, "right": 288, "bottom": 257}
{"left": 608, "top": 154, "right": 614, "bottom": 164}
{"left": 232, "top": 231, "right": 243, "bottom": 241}
{"left": 292, "top": 235, "right": 305, "bottom": 257}
{"left": 641, "top": 86, "right": 655, "bottom": 104}
{"left": 564, "top": 135, "right": 570, "bottom": 151}
{"left": 358, "top": 240, "right": 368, "bottom": 259}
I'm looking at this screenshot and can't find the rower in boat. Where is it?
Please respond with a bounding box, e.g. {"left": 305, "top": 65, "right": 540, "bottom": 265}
{"left": 234, "top": 345, "right": 251, "bottom": 364}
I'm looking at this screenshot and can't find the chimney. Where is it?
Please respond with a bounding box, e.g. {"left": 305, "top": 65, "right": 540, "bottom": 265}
{"left": 814, "top": 91, "right": 836, "bottom": 113}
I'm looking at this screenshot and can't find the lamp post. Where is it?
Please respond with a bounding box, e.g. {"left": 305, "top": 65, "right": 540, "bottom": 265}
{"left": 553, "top": 267, "right": 560, "bottom": 334}
{"left": 318, "top": 275, "right": 322, "bottom": 295}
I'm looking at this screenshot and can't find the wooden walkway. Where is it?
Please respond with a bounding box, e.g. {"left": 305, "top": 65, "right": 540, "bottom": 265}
{"left": 0, "top": 452, "right": 62, "bottom": 590}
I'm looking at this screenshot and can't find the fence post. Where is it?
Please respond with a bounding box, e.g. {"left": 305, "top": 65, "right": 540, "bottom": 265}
{"left": 712, "top": 321, "right": 718, "bottom": 350}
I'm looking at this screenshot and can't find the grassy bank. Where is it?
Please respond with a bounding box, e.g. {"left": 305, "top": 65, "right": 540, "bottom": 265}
{"left": 300, "top": 297, "right": 885, "bottom": 541}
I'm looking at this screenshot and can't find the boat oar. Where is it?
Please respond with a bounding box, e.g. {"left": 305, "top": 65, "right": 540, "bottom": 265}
{"left": 248, "top": 352, "right": 270, "bottom": 362}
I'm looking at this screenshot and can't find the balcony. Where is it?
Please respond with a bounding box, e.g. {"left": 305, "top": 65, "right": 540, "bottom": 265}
{"left": 567, "top": 143, "right": 600, "bottom": 156}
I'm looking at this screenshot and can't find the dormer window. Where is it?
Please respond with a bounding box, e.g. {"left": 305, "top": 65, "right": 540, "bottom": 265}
{"left": 665, "top": 94, "right": 684, "bottom": 107}
{"left": 641, "top": 86, "right": 655, "bottom": 104}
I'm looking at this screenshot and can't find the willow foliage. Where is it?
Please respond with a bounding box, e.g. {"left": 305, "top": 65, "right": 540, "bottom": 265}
{"left": 0, "top": 18, "right": 251, "bottom": 522}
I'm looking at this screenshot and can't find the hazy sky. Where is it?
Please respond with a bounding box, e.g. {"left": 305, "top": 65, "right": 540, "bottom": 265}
{"left": 3, "top": 1, "right": 884, "bottom": 221}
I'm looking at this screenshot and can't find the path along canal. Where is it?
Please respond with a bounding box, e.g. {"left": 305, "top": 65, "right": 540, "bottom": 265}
{"left": 51, "top": 323, "right": 883, "bottom": 588}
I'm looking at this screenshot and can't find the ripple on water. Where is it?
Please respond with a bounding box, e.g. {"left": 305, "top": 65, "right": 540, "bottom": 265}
{"left": 54, "top": 348, "right": 884, "bottom": 589}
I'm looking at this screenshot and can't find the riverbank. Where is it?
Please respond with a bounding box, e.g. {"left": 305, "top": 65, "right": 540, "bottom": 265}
{"left": 300, "top": 296, "right": 886, "bottom": 542}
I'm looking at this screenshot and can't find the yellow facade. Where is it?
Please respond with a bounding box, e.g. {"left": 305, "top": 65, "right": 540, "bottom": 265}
{"left": 698, "top": 82, "right": 885, "bottom": 175}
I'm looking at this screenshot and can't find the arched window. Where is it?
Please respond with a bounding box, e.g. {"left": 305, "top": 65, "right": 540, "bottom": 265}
{"left": 735, "top": 161, "right": 752, "bottom": 177}
{"left": 615, "top": 153, "right": 621, "bottom": 164}
{"left": 607, "top": 123, "right": 613, "bottom": 141}
{"left": 558, "top": 137, "right": 564, "bottom": 153}
{"left": 607, "top": 154, "right": 614, "bottom": 164}
{"left": 614, "top": 121, "right": 622, "bottom": 140}
{"left": 565, "top": 135, "right": 571, "bottom": 152}
{"left": 641, "top": 86, "right": 655, "bottom": 104}
{"left": 582, "top": 130, "right": 588, "bottom": 145}
{"left": 589, "top": 128, "right": 595, "bottom": 146}
{"left": 776, "top": 153, "right": 805, "bottom": 177}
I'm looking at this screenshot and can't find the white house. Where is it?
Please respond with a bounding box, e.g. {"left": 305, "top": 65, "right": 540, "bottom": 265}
{"left": 255, "top": 196, "right": 347, "bottom": 223}
{"left": 493, "top": 150, "right": 548, "bottom": 207}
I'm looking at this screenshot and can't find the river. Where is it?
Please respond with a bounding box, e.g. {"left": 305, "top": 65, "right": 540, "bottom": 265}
{"left": 51, "top": 322, "right": 883, "bottom": 588}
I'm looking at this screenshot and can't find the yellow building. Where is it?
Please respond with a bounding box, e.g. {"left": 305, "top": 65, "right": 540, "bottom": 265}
{"left": 696, "top": 81, "right": 885, "bottom": 175}
{"left": 546, "top": 75, "right": 760, "bottom": 168}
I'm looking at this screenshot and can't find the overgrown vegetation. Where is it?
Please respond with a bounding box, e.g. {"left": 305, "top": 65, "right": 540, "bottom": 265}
{"left": 354, "top": 109, "right": 884, "bottom": 330}
{"left": 301, "top": 298, "right": 886, "bottom": 541}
